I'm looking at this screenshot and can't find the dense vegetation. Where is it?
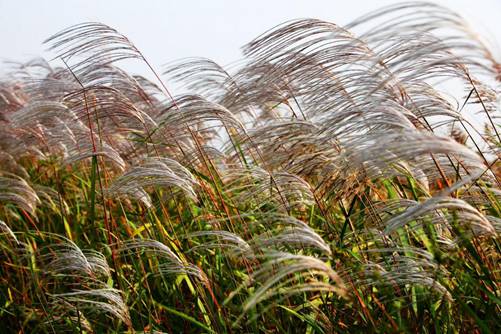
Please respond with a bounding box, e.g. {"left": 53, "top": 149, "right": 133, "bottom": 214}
{"left": 0, "top": 2, "right": 500, "bottom": 333}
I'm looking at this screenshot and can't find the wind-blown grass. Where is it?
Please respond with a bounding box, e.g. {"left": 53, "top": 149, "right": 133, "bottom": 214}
{"left": 0, "top": 2, "right": 500, "bottom": 332}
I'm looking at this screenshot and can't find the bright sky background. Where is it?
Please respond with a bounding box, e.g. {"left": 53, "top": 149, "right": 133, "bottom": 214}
{"left": 1, "top": 0, "right": 500, "bottom": 81}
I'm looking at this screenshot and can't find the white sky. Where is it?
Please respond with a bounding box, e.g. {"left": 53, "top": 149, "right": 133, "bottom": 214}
{"left": 1, "top": 0, "right": 500, "bottom": 81}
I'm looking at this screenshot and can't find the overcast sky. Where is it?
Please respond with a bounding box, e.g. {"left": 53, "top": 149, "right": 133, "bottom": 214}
{"left": 1, "top": 0, "right": 500, "bottom": 79}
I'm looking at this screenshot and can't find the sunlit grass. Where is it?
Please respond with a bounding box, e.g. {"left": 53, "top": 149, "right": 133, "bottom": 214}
{"left": 0, "top": 2, "right": 500, "bottom": 333}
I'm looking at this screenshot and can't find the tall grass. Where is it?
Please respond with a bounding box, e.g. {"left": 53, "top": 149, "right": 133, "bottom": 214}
{"left": 0, "top": 2, "right": 500, "bottom": 332}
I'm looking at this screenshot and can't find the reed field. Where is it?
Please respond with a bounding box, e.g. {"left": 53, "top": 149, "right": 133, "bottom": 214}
{"left": 0, "top": 2, "right": 500, "bottom": 333}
